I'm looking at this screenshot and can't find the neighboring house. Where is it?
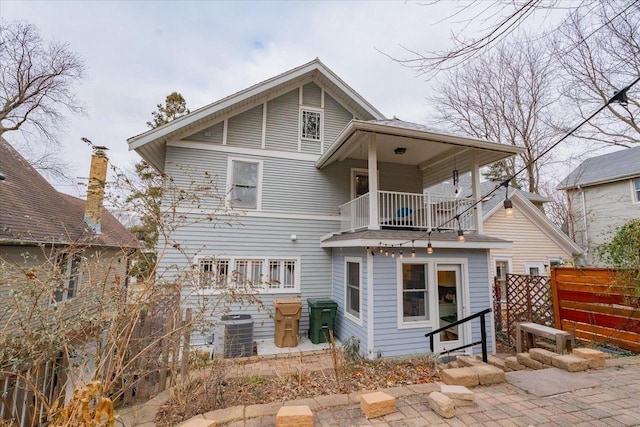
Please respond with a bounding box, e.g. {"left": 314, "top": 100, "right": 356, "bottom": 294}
{"left": 431, "top": 178, "right": 583, "bottom": 300}
{"left": 557, "top": 146, "right": 640, "bottom": 265}
{"left": 0, "top": 137, "right": 137, "bottom": 338}
{"left": 127, "top": 59, "right": 525, "bottom": 358}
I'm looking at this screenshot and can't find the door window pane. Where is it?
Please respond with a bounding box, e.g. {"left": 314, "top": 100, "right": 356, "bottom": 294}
{"left": 438, "top": 269, "right": 458, "bottom": 342}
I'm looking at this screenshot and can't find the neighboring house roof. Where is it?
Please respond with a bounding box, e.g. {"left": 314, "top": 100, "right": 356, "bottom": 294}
{"left": 0, "top": 138, "right": 138, "bottom": 248}
{"left": 427, "top": 177, "right": 581, "bottom": 257}
{"left": 128, "top": 58, "right": 386, "bottom": 172}
{"left": 557, "top": 145, "right": 640, "bottom": 190}
{"left": 482, "top": 190, "right": 583, "bottom": 257}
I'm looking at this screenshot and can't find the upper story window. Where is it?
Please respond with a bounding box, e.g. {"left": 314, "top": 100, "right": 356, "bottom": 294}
{"left": 300, "top": 108, "right": 322, "bottom": 141}
{"left": 52, "top": 252, "right": 82, "bottom": 303}
{"left": 634, "top": 178, "right": 640, "bottom": 203}
{"left": 227, "top": 158, "right": 262, "bottom": 210}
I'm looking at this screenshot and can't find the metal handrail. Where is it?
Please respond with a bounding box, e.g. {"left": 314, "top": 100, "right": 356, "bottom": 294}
{"left": 425, "top": 308, "right": 492, "bottom": 362}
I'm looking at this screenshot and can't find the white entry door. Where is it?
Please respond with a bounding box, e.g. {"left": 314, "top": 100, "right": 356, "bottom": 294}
{"left": 436, "top": 264, "right": 466, "bottom": 353}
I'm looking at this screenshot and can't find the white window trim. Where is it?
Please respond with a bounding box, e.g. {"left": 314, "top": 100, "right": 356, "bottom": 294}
{"left": 494, "top": 257, "right": 512, "bottom": 303}
{"left": 226, "top": 157, "right": 263, "bottom": 211}
{"left": 298, "top": 106, "right": 324, "bottom": 151}
{"left": 397, "top": 258, "right": 469, "bottom": 330}
{"left": 344, "top": 256, "right": 363, "bottom": 325}
{"left": 524, "top": 261, "right": 546, "bottom": 276}
{"left": 397, "top": 258, "right": 435, "bottom": 330}
{"left": 195, "top": 255, "right": 301, "bottom": 295}
{"left": 631, "top": 178, "right": 640, "bottom": 204}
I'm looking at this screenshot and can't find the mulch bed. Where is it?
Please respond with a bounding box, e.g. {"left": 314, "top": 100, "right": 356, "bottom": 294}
{"left": 155, "top": 356, "right": 439, "bottom": 426}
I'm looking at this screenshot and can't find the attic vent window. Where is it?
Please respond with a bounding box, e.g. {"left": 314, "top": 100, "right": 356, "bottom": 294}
{"left": 301, "top": 108, "right": 322, "bottom": 141}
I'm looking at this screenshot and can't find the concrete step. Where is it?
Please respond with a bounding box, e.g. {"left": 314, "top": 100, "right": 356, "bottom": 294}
{"left": 441, "top": 363, "right": 506, "bottom": 387}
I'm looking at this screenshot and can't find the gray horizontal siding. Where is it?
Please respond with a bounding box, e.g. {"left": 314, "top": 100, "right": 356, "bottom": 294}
{"left": 371, "top": 249, "right": 493, "bottom": 358}
{"left": 227, "top": 104, "right": 263, "bottom": 148}
{"left": 183, "top": 121, "right": 224, "bottom": 144}
{"left": 157, "top": 216, "right": 338, "bottom": 341}
{"left": 332, "top": 248, "right": 368, "bottom": 355}
{"left": 265, "top": 89, "right": 299, "bottom": 152}
{"left": 324, "top": 93, "right": 353, "bottom": 152}
{"left": 302, "top": 82, "right": 321, "bottom": 108}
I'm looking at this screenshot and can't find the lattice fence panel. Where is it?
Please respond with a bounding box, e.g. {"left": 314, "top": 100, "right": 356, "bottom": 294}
{"left": 505, "top": 274, "right": 554, "bottom": 343}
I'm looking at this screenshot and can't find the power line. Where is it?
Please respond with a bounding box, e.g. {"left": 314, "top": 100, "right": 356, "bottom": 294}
{"left": 386, "top": 74, "right": 640, "bottom": 251}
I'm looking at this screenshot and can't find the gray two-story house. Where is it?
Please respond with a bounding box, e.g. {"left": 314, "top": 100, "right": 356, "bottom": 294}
{"left": 557, "top": 146, "right": 640, "bottom": 265}
{"left": 127, "top": 59, "right": 522, "bottom": 358}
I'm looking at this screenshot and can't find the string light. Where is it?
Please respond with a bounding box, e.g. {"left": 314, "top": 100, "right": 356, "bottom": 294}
{"left": 503, "top": 181, "right": 514, "bottom": 218}
{"left": 411, "top": 240, "right": 416, "bottom": 258}
{"left": 399, "top": 249, "right": 404, "bottom": 259}
{"left": 427, "top": 232, "right": 433, "bottom": 254}
{"left": 456, "top": 216, "right": 465, "bottom": 242}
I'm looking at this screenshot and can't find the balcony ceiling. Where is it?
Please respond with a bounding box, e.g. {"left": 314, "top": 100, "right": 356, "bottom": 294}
{"left": 317, "top": 119, "right": 525, "bottom": 187}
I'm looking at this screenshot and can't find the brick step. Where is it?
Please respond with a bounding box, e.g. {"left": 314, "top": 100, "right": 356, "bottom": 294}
{"left": 441, "top": 363, "right": 505, "bottom": 387}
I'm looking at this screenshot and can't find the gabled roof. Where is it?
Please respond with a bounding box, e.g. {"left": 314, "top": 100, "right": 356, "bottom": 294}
{"left": 127, "top": 58, "right": 385, "bottom": 172}
{"left": 482, "top": 190, "right": 583, "bottom": 257}
{"left": 0, "top": 138, "right": 138, "bottom": 248}
{"left": 557, "top": 145, "right": 640, "bottom": 190}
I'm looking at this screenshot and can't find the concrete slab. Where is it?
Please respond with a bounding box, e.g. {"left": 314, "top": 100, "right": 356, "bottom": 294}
{"left": 505, "top": 367, "right": 599, "bottom": 397}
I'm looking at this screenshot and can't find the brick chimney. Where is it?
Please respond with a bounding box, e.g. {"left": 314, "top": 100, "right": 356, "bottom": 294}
{"left": 84, "top": 146, "right": 109, "bottom": 234}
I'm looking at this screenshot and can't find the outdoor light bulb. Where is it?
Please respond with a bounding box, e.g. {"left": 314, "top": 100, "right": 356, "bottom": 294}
{"left": 427, "top": 243, "right": 433, "bottom": 255}
{"left": 379, "top": 247, "right": 384, "bottom": 254}
{"left": 399, "top": 250, "right": 403, "bottom": 259}
{"left": 385, "top": 249, "right": 389, "bottom": 256}
{"left": 504, "top": 198, "right": 514, "bottom": 218}
{"left": 391, "top": 250, "right": 395, "bottom": 258}
{"left": 457, "top": 229, "right": 465, "bottom": 242}
{"left": 411, "top": 248, "right": 416, "bottom": 258}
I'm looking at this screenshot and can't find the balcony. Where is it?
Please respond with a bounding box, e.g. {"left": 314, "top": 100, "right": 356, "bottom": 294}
{"left": 338, "top": 190, "right": 477, "bottom": 233}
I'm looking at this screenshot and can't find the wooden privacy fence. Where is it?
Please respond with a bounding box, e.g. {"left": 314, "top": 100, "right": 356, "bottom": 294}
{"left": 551, "top": 267, "right": 640, "bottom": 353}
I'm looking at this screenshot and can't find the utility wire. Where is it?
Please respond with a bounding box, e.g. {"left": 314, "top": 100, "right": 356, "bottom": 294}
{"left": 388, "top": 75, "right": 640, "bottom": 249}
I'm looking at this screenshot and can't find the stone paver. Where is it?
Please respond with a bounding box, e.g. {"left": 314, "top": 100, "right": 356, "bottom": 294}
{"left": 126, "top": 353, "right": 640, "bottom": 427}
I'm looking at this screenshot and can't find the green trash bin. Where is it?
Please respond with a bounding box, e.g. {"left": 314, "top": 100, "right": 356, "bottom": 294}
{"left": 307, "top": 298, "right": 338, "bottom": 344}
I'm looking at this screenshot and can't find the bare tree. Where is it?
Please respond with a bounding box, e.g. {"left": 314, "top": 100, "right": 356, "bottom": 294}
{"left": 386, "top": 0, "right": 594, "bottom": 79}
{"left": 556, "top": 0, "right": 640, "bottom": 147}
{"left": 430, "top": 36, "right": 562, "bottom": 193}
{"left": 0, "top": 21, "right": 86, "bottom": 143}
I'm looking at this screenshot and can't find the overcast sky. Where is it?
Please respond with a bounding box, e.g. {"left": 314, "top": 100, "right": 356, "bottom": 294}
{"left": 2, "top": 1, "right": 565, "bottom": 197}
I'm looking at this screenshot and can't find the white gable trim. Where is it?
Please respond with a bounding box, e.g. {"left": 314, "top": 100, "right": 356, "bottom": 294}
{"left": 167, "top": 140, "right": 319, "bottom": 162}
{"left": 483, "top": 191, "right": 583, "bottom": 256}
{"left": 128, "top": 59, "right": 384, "bottom": 151}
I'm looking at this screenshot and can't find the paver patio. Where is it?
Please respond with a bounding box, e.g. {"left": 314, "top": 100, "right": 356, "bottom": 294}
{"left": 121, "top": 353, "right": 640, "bottom": 426}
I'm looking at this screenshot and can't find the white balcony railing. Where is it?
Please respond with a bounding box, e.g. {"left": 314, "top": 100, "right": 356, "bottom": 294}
{"left": 338, "top": 191, "right": 477, "bottom": 233}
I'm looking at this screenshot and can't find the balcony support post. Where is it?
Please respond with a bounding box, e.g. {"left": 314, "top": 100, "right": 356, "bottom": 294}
{"left": 368, "top": 134, "right": 380, "bottom": 230}
{"left": 471, "top": 151, "right": 483, "bottom": 234}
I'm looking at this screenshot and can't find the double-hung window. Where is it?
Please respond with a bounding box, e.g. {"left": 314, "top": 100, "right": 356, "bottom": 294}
{"left": 198, "top": 256, "right": 299, "bottom": 293}
{"left": 634, "top": 178, "right": 640, "bottom": 203}
{"left": 345, "top": 258, "right": 361, "bottom": 321}
{"left": 401, "top": 263, "right": 429, "bottom": 323}
{"left": 228, "top": 158, "right": 261, "bottom": 210}
{"left": 52, "top": 252, "right": 82, "bottom": 303}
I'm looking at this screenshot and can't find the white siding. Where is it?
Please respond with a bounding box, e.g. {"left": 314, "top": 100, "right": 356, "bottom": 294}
{"left": 184, "top": 121, "right": 224, "bottom": 144}
{"left": 158, "top": 216, "right": 338, "bottom": 341}
{"left": 567, "top": 180, "right": 640, "bottom": 265}
{"left": 302, "top": 82, "right": 322, "bottom": 108}
{"left": 484, "top": 207, "right": 574, "bottom": 275}
{"left": 227, "top": 105, "right": 263, "bottom": 148}
{"left": 265, "top": 89, "right": 299, "bottom": 152}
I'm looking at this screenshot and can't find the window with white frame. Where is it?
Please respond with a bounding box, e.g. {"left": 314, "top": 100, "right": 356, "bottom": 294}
{"left": 495, "top": 259, "right": 511, "bottom": 302}
{"left": 634, "top": 178, "right": 640, "bottom": 203}
{"left": 300, "top": 108, "right": 322, "bottom": 141}
{"left": 198, "top": 256, "right": 299, "bottom": 292}
{"left": 525, "top": 262, "right": 545, "bottom": 276}
{"left": 228, "top": 159, "right": 261, "bottom": 209}
{"left": 52, "top": 252, "right": 82, "bottom": 303}
{"left": 345, "top": 259, "right": 361, "bottom": 320}
{"left": 401, "top": 263, "right": 429, "bottom": 322}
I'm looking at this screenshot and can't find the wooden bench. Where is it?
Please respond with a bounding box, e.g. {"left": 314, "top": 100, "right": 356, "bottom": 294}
{"left": 516, "top": 322, "right": 574, "bottom": 354}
